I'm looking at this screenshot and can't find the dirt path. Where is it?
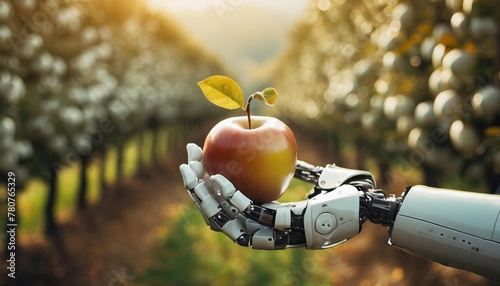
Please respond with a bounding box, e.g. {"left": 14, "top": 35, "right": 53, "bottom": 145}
{"left": 6, "top": 125, "right": 496, "bottom": 286}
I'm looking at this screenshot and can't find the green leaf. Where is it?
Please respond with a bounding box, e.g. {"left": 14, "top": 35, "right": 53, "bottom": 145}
{"left": 197, "top": 75, "right": 244, "bottom": 110}
{"left": 253, "top": 87, "right": 279, "bottom": 106}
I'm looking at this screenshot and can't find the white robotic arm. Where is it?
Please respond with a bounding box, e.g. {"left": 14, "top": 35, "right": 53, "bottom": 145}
{"left": 179, "top": 143, "right": 500, "bottom": 281}
{"left": 390, "top": 185, "right": 500, "bottom": 281}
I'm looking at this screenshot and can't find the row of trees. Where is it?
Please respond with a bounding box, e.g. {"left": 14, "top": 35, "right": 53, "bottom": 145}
{"left": 275, "top": 0, "right": 499, "bottom": 192}
{"left": 0, "top": 0, "right": 225, "bottom": 236}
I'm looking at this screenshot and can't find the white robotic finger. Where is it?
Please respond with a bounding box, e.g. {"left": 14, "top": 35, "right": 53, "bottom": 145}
{"left": 186, "top": 143, "right": 203, "bottom": 162}
{"left": 229, "top": 192, "right": 252, "bottom": 212}
{"left": 179, "top": 164, "right": 198, "bottom": 190}
{"left": 211, "top": 174, "right": 236, "bottom": 197}
{"left": 221, "top": 219, "right": 245, "bottom": 241}
{"left": 194, "top": 182, "right": 220, "bottom": 218}
{"left": 251, "top": 228, "right": 275, "bottom": 250}
{"left": 179, "top": 165, "right": 213, "bottom": 226}
{"left": 274, "top": 207, "right": 292, "bottom": 230}
{"left": 188, "top": 161, "right": 205, "bottom": 179}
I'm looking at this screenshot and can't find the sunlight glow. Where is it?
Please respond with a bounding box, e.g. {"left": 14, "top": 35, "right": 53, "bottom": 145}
{"left": 146, "top": 0, "right": 212, "bottom": 12}
{"left": 142, "top": 0, "right": 310, "bottom": 94}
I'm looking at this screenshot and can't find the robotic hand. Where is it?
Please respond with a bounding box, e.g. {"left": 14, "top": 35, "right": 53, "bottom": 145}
{"left": 179, "top": 143, "right": 500, "bottom": 281}
{"left": 179, "top": 143, "right": 400, "bottom": 250}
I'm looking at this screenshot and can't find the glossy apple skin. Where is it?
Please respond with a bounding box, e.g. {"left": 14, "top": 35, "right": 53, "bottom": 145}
{"left": 203, "top": 116, "right": 297, "bottom": 203}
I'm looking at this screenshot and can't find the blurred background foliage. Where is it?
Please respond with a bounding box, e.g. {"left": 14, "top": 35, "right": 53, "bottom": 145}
{"left": 274, "top": 0, "right": 499, "bottom": 192}
{"left": 0, "top": 0, "right": 226, "bottom": 236}
{"left": 0, "top": 0, "right": 499, "bottom": 285}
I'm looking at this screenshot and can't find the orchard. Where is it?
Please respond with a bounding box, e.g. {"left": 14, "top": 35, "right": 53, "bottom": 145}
{"left": 0, "top": 0, "right": 499, "bottom": 285}
{"left": 0, "top": 0, "right": 225, "bottom": 238}
{"left": 274, "top": 0, "right": 499, "bottom": 193}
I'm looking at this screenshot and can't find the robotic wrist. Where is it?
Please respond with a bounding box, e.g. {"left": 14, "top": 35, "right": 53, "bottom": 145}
{"left": 304, "top": 184, "right": 361, "bottom": 249}
{"left": 296, "top": 162, "right": 402, "bottom": 228}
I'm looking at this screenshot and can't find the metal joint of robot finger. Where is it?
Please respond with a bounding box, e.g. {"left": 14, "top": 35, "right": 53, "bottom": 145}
{"left": 228, "top": 190, "right": 252, "bottom": 212}
{"left": 219, "top": 200, "right": 239, "bottom": 219}
{"left": 211, "top": 174, "right": 252, "bottom": 212}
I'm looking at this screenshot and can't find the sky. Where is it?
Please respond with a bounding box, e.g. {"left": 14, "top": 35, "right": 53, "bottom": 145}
{"left": 145, "top": 0, "right": 310, "bottom": 94}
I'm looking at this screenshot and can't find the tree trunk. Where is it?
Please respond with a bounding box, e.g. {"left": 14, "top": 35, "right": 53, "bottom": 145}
{"left": 151, "top": 128, "right": 158, "bottom": 166}
{"left": 355, "top": 140, "right": 366, "bottom": 170}
{"left": 137, "top": 132, "right": 144, "bottom": 169}
{"left": 100, "top": 148, "right": 107, "bottom": 197}
{"left": 77, "top": 155, "right": 89, "bottom": 210}
{"left": 378, "top": 160, "right": 390, "bottom": 186}
{"left": 486, "top": 168, "right": 500, "bottom": 194}
{"left": 116, "top": 142, "right": 125, "bottom": 183}
{"left": 422, "top": 164, "right": 441, "bottom": 187}
{"left": 328, "top": 131, "right": 342, "bottom": 165}
{"left": 45, "top": 166, "right": 58, "bottom": 236}
{"left": 165, "top": 127, "right": 170, "bottom": 154}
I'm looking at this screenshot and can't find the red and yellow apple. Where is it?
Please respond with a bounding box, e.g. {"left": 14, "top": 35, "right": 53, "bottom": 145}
{"left": 203, "top": 116, "right": 297, "bottom": 203}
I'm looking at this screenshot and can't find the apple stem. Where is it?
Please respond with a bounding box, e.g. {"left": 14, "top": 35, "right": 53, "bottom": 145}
{"left": 245, "top": 95, "right": 254, "bottom": 129}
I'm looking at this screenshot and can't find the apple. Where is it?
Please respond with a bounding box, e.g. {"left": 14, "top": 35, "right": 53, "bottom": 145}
{"left": 439, "top": 68, "right": 464, "bottom": 91}
{"left": 414, "top": 101, "right": 437, "bottom": 127}
{"left": 450, "top": 12, "right": 468, "bottom": 38}
{"left": 383, "top": 51, "right": 408, "bottom": 72}
{"left": 396, "top": 115, "right": 417, "bottom": 137}
{"left": 198, "top": 75, "right": 296, "bottom": 202}
{"left": 432, "top": 43, "right": 447, "bottom": 69}
{"left": 420, "top": 36, "right": 437, "bottom": 61}
{"left": 449, "top": 120, "right": 480, "bottom": 157}
{"left": 383, "top": 94, "right": 415, "bottom": 120}
{"left": 471, "top": 85, "right": 500, "bottom": 118}
{"left": 428, "top": 67, "right": 444, "bottom": 95}
{"left": 203, "top": 116, "right": 297, "bottom": 202}
{"left": 469, "top": 17, "right": 498, "bottom": 41}
{"left": 442, "top": 49, "right": 475, "bottom": 77}
{"left": 392, "top": 3, "right": 416, "bottom": 31}
{"left": 407, "top": 127, "right": 427, "bottom": 150}
{"left": 433, "top": 89, "right": 462, "bottom": 120}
